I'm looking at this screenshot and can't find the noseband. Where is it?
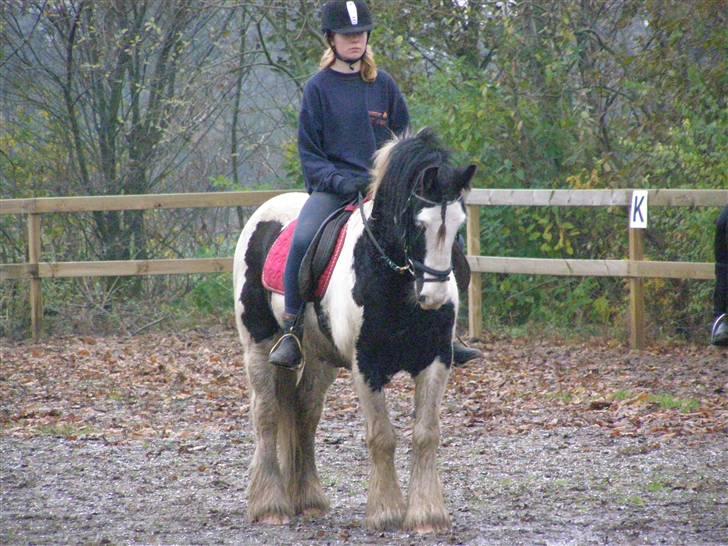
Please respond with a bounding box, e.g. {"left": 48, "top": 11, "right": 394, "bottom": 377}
{"left": 358, "top": 187, "right": 461, "bottom": 284}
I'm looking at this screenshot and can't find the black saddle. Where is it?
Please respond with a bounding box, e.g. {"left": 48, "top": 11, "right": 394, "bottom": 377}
{"left": 297, "top": 205, "right": 354, "bottom": 301}
{"left": 295, "top": 204, "right": 471, "bottom": 301}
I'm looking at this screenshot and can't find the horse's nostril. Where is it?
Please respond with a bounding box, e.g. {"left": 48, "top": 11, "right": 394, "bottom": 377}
{"left": 418, "top": 294, "right": 427, "bottom": 304}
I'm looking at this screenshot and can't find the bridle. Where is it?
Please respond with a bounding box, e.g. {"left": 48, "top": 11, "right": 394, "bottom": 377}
{"left": 357, "top": 178, "right": 463, "bottom": 285}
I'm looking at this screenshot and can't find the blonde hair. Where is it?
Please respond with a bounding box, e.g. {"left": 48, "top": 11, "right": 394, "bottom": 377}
{"left": 319, "top": 44, "right": 378, "bottom": 83}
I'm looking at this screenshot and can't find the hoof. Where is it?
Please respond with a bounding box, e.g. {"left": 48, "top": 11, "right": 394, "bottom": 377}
{"left": 255, "top": 514, "right": 291, "bottom": 525}
{"left": 404, "top": 512, "right": 450, "bottom": 534}
{"left": 366, "top": 507, "right": 405, "bottom": 531}
{"left": 302, "top": 507, "right": 326, "bottom": 519}
{"left": 295, "top": 487, "right": 330, "bottom": 518}
{"left": 411, "top": 523, "right": 449, "bottom": 535}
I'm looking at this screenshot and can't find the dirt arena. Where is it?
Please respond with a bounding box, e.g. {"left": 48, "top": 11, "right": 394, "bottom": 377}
{"left": 2, "top": 330, "right": 726, "bottom": 544}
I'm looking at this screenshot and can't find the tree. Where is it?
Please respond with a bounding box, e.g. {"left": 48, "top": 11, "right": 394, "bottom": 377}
{"left": 1, "top": 1, "right": 230, "bottom": 262}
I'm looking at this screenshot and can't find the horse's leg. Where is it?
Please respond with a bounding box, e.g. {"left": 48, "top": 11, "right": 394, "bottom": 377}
{"left": 352, "top": 367, "right": 406, "bottom": 530}
{"left": 404, "top": 360, "right": 451, "bottom": 534}
{"left": 246, "top": 345, "right": 294, "bottom": 524}
{"left": 289, "top": 359, "right": 338, "bottom": 517}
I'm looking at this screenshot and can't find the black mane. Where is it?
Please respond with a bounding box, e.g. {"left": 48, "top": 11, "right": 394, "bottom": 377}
{"left": 370, "top": 129, "right": 452, "bottom": 248}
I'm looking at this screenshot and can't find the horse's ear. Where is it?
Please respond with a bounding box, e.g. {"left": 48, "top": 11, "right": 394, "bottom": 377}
{"left": 422, "top": 166, "right": 439, "bottom": 191}
{"left": 458, "top": 164, "right": 477, "bottom": 190}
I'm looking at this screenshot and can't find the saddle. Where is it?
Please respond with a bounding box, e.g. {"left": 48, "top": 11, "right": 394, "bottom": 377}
{"left": 262, "top": 203, "right": 356, "bottom": 301}
{"left": 261, "top": 200, "right": 471, "bottom": 300}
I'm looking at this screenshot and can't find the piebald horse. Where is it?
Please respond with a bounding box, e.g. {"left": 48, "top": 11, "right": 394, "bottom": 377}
{"left": 233, "top": 129, "right": 475, "bottom": 533}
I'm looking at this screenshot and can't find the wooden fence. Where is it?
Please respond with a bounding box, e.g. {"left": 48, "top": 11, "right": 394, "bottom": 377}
{"left": 1, "top": 189, "right": 726, "bottom": 347}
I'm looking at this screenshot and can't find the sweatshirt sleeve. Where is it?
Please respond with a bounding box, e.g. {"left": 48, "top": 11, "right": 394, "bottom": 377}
{"left": 298, "top": 84, "right": 349, "bottom": 194}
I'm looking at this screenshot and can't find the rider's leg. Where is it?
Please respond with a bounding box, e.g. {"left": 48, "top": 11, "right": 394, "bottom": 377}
{"left": 451, "top": 237, "right": 483, "bottom": 365}
{"left": 711, "top": 206, "right": 728, "bottom": 346}
{"left": 270, "top": 191, "right": 349, "bottom": 368}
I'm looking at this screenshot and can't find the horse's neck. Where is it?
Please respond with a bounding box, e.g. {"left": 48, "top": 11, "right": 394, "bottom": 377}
{"left": 358, "top": 200, "right": 411, "bottom": 288}
{"left": 367, "top": 199, "right": 406, "bottom": 252}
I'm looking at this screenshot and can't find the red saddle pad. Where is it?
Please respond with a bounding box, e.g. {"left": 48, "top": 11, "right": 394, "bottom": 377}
{"left": 261, "top": 219, "right": 349, "bottom": 299}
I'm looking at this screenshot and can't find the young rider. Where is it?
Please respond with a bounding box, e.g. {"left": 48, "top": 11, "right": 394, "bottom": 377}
{"left": 269, "top": 0, "right": 482, "bottom": 369}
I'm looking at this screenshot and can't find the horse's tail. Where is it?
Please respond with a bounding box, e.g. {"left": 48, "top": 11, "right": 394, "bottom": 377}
{"left": 274, "top": 368, "right": 299, "bottom": 504}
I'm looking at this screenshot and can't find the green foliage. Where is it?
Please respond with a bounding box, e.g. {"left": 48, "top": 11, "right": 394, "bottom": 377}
{"left": 649, "top": 393, "right": 701, "bottom": 414}
{"left": 187, "top": 274, "right": 233, "bottom": 315}
{"left": 397, "top": 1, "right": 726, "bottom": 339}
{"left": 0, "top": 282, "right": 30, "bottom": 339}
{"left": 2, "top": 1, "right": 725, "bottom": 340}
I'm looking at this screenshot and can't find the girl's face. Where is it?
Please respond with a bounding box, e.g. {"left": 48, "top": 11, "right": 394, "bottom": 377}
{"left": 331, "top": 32, "right": 368, "bottom": 61}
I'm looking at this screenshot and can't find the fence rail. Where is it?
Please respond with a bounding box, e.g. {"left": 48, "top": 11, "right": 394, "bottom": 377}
{"left": 1, "top": 189, "right": 726, "bottom": 346}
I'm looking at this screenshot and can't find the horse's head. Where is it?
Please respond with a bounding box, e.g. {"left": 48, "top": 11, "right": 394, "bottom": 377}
{"left": 368, "top": 129, "right": 476, "bottom": 310}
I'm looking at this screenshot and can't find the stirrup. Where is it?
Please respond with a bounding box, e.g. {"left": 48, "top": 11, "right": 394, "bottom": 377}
{"left": 268, "top": 331, "right": 305, "bottom": 372}
{"left": 711, "top": 313, "right": 727, "bottom": 336}
{"left": 711, "top": 313, "right": 728, "bottom": 344}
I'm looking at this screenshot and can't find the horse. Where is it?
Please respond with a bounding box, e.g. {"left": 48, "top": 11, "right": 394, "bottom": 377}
{"left": 232, "top": 128, "right": 476, "bottom": 533}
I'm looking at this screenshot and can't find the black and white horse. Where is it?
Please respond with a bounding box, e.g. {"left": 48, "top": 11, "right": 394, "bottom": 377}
{"left": 233, "top": 129, "right": 475, "bottom": 533}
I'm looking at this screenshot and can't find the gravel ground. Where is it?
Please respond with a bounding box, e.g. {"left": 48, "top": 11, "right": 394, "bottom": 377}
{"left": 2, "top": 427, "right": 727, "bottom": 545}
{"left": 1, "top": 331, "right": 727, "bottom": 545}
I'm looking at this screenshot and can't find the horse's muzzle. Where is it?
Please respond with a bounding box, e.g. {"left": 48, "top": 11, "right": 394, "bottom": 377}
{"left": 416, "top": 281, "right": 452, "bottom": 310}
{"left": 417, "top": 293, "right": 446, "bottom": 310}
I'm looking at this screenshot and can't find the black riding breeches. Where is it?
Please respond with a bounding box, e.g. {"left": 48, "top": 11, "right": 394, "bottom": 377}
{"left": 283, "top": 191, "right": 352, "bottom": 316}
{"left": 714, "top": 205, "right": 728, "bottom": 317}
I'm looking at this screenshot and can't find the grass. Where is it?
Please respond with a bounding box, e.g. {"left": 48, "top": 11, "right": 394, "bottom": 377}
{"left": 624, "top": 495, "right": 647, "bottom": 507}
{"left": 612, "top": 390, "right": 634, "bottom": 401}
{"left": 647, "top": 480, "right": 670, "bottom": 494}
{"left": 609, "top": 390, "right": 701, "bottom": 413}
{"left": 37, "top": 424, "right": 99, "bottom": 439}
{"left": 546, "top": 391, "right": 575, "bottom": 404}
{"left": 649, "top": 393, "right": 701, "bottom": 414}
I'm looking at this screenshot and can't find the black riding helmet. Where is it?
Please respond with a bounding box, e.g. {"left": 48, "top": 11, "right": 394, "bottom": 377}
{"left": 321, "top": 0, "right": 374, "bottom": 34}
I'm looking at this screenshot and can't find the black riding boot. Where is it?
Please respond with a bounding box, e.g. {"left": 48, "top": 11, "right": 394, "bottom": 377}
{"left": 269, "top": 319, "right": 303, "bottom": 369}
{"left": 711, "top": 313, "right": 728, "bottom": 346}
{"left": 450, "top": 241, "right": 484, "bottom": 366}
{"left": 453, "top": 340, "right": 483, "bottom": 366}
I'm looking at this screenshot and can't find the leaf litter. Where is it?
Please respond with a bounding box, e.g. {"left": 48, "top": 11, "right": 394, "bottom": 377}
{"left": 1, "top": 329, "right": 726, "bottom": 544}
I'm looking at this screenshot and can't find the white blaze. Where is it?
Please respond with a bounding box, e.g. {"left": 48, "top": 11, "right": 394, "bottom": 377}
{"left": 415, "top": 201, "right": 466, "bottom": 309}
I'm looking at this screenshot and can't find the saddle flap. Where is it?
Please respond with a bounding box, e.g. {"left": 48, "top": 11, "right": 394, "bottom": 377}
{"left": 261, "top": 205, "right": 355, "bottom": 300}
{"left": 261, "top": 220, "right": 298, "bottom": 295}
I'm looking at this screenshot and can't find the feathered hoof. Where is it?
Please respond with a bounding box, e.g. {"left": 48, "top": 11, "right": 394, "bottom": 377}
{"left": 248, "top": 501, "right": 294, "bottom": 526}
{"left": 366, "top": 506, "right": 406, "bottom": 531}
{"left": 295, "top": 483, "right": 330, "bottom": 518}
{"left": 301, "top": 507, "right": 327, "bottom": 519}
{"left": 255, "top": 513, "right": 291, "bottom": 525}
{"left": 404, "top": 512, "right": 451, "bottom": 534}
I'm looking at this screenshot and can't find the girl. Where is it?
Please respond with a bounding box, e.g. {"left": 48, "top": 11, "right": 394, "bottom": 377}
{"left": 270, "top": 0, "right": 481, "bottom": 368}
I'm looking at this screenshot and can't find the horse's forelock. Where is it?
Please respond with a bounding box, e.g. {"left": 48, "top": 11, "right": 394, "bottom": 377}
{"left": 369, "top": 129, "right": 452, "bottom": 249}
{"left": 374, "top": 130, "right": 448, "bottom": 197}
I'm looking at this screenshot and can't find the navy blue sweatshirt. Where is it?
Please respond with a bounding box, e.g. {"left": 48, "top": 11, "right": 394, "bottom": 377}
{"left": 298, "top": 68, "right": 410, "bottom": 196}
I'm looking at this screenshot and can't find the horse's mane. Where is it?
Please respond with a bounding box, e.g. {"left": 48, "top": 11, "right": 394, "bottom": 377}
{"left": 367, "top": 128, "right": 451, "bottom": 237}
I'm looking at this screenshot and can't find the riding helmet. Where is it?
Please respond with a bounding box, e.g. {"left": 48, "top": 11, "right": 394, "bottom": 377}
{"left": 321, "top": 1, "right": 374, "bottom": 34}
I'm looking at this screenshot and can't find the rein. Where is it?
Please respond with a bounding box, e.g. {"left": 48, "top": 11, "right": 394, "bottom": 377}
{"left": 358, "top": 192, "right": 414, "bottom": 276}
{"left": 357, "top": 191, "right": 455, "bottom": 284}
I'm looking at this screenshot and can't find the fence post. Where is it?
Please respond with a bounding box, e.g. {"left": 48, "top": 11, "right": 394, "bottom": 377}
{"left": 27, "top": 213, "right": 43, "bottom": 342}
{"left": 629, "top": 227, "right": 646, "bottom": 350}
{"left": 466, "top": 204, "right": 482, "bottom": 339}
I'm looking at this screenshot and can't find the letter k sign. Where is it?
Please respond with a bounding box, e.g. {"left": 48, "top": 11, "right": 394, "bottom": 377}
{"left": 630, "top": 190, "right": 648, "bottom": 228}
